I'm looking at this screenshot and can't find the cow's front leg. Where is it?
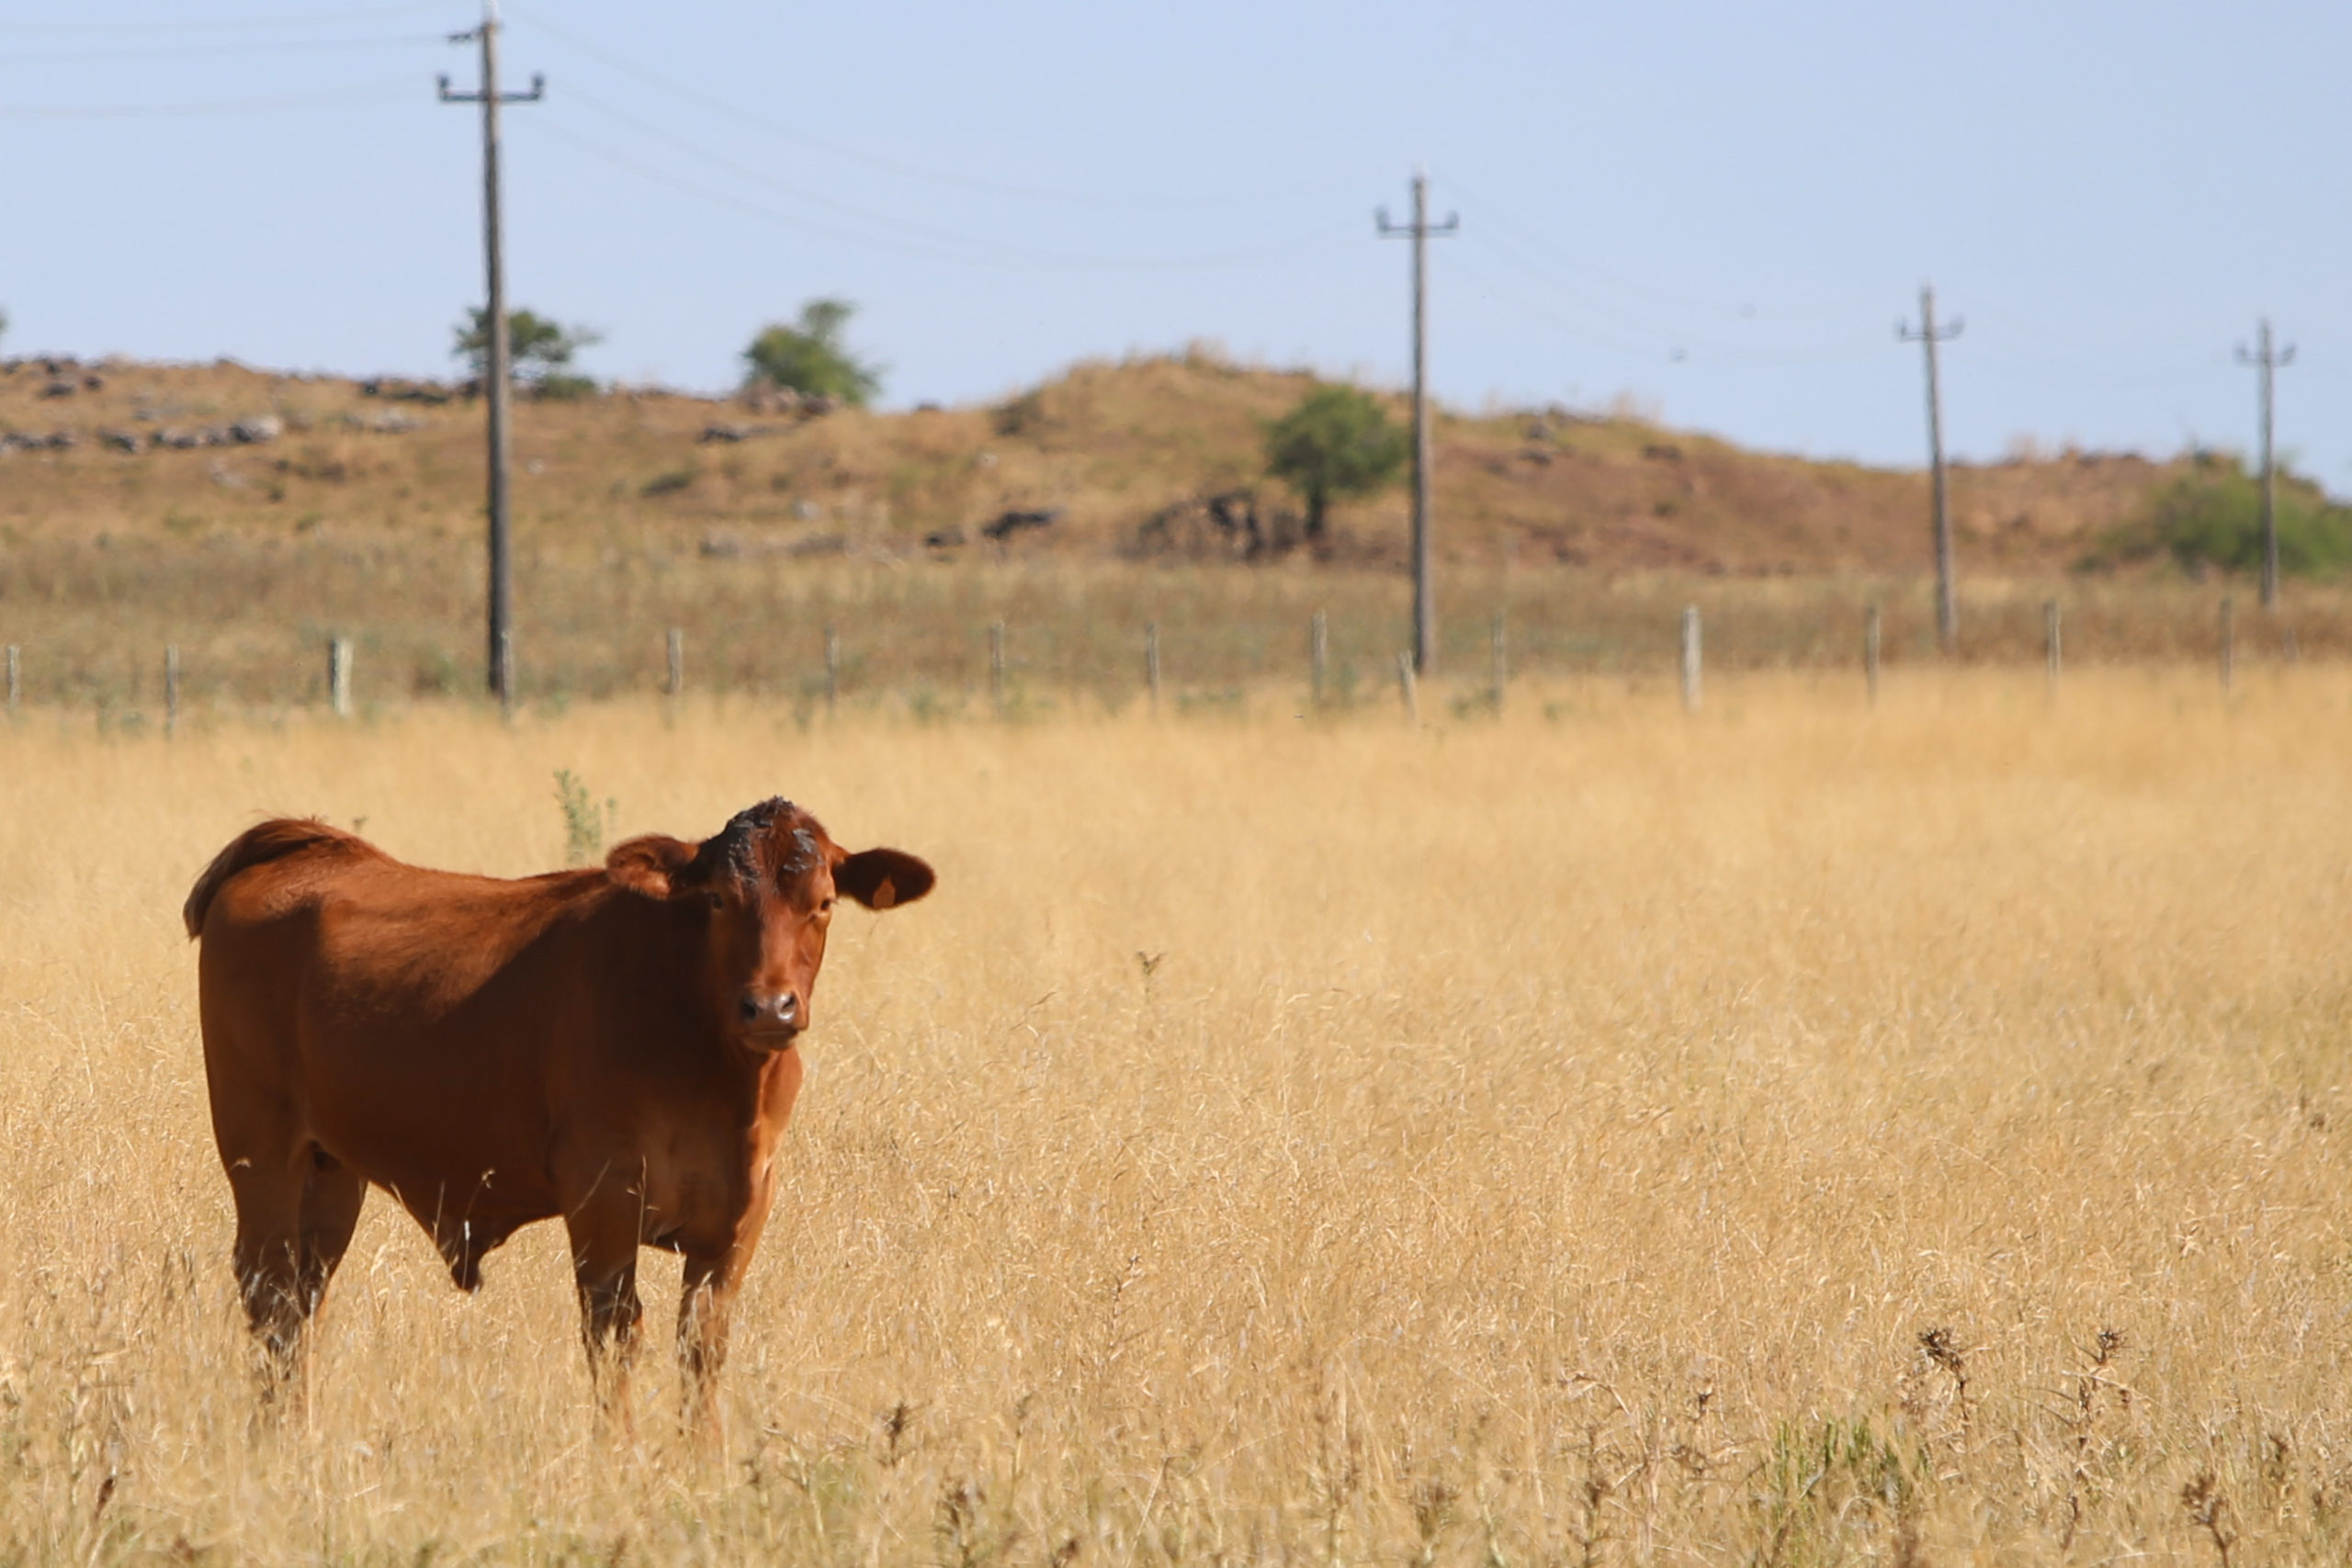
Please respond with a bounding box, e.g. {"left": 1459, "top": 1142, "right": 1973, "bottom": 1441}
{"left": 565, "top": 1198, "right": 643, "bottom": 1430}
{"left": 678, "top": 1166, "right": 782, "bottom": 1436}
{"left": 677, "top": 1251, "right": 741, "bottom": 1437}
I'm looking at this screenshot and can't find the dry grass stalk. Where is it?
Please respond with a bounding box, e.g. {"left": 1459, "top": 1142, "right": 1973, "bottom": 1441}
{"left": 2059, "top": 1326, "right": 2126, "bottom": 1550}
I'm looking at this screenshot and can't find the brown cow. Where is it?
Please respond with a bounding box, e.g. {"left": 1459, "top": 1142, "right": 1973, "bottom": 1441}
{"left": 183, "top": 798, "right": 933, "bottom": 1416}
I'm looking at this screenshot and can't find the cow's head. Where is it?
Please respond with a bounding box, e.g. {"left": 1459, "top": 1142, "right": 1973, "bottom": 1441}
{"left": 605, "top": 798, "right": 933, "bottom": 1052}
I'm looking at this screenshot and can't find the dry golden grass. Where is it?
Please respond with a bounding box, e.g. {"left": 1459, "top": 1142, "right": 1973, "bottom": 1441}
{"left": 1, "top": 670, "right": 2348, "bottom": 1563}
{"left": 5, "top": 538, "right": 2346, "bottom": 717}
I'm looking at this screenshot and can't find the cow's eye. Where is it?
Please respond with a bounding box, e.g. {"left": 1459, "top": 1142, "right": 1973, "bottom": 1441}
{"left": 706, "top": 892, "right": 724, "bottom": 910}
{"left": 820, "top": 897, "right": 836, "bottom": 912}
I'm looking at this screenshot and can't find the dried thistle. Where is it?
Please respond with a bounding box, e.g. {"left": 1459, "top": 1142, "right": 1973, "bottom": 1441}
{"left": 2060, "top": 1328, "right": 2125, "bottom": 1551}
{"left": 1918, "top": 1327, "right": 1973, "bottom": 1438}
{"left": 1574, "top": 1424, "right": 1612, "bottom": 1568}
{"left": 878, "top": 1399, "right": 917, "bottom": 1468}
{"left": 1409, "top": 1475, "right": 1458, "bottom": 1568}
{"left": 2181, "top": 1471, "right": 2234, "bottom": 1568}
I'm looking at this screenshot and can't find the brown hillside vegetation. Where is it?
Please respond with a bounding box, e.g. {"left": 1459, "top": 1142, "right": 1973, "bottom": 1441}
{"left": 0, "top": 349, "right": 2324, "bottom": 712}
{"left": 0, "top": 346, "right": 2190, "bottom": 574}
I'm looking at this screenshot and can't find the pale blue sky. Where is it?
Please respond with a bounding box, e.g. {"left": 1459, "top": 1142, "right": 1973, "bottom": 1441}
{"left": 5, "top": 1, "right": 2347, "bottom": 486}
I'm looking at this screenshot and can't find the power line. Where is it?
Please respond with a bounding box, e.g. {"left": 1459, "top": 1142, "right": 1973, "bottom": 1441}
{"left": 1446, "top": 176, "right": 1893, "bottom": 324}
{"left": 0, "top": 33, "right": 443, "bottom": 65}
{"left": 554, "top": 84, "right": 1043, "bottom": 261}
{"left": 0, "top": 4, "right": 444, "bottom": 31}
{"left": 1462, "top": 243, "right": 1885, "bottom": 366}
{"left": 530, "top": 118, "right": 1001, "bottom": 265}
{"left": 0, "top": 79, "right": 413, "bottom": 115}
{"left": 505, "top": 3, "right": 1329, "bottom": 211}
{"left": 1450, "top": 254, "right": 1668, "bottom": 360}
{"left": 534, "top": 112, "right": 1356, "bottom": 274}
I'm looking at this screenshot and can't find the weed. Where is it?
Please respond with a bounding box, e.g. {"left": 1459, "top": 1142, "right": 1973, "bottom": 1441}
{"left": 878, "top": 1400, "right": 918, "bottom": 1468}
{"left": 1752, "top": 1416, "right": 1924, "bottom": 1568}
{"left": 552, "top": 770, "right": 615, "bottom": 865}
{"left": 2182, "top": 1471, "right": 2235, "bottom": 1568}
{"left": 1917, "top": 1327, "right": 1971, "bottom": 1438}
{"left": 2060, "top": 1327, "right": 2125, "bottom": 1550}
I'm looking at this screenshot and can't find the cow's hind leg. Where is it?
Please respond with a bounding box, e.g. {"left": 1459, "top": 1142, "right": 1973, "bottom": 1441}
{"left": 295, "top": 1148, "right": 367, "bottom": 1314}
{"left": 225, "top": 1152, "right": 311, "bottom": 1394}
{"left": 228, "top": 1143, "right": 365, "bottom": 1400}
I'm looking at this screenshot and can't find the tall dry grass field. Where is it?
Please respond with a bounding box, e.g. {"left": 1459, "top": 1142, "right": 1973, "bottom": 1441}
{"left": 1, "top": 671, "right": 2348, "bottom": 1563}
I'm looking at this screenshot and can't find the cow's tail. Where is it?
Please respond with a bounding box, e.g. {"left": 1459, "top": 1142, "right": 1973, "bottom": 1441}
{"left": 183, "top": 818, "right": 361, "bottom": 939}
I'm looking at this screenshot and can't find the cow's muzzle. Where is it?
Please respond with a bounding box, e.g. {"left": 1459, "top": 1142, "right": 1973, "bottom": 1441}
{"left": 737, "top": 989, "right": 802, "bottom": 1045}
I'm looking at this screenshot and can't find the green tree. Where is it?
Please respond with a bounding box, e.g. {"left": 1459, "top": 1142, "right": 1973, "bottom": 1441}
{"left": 452, "top": 307, "right": 603, "bottom": 398}
{"left": 1262, "top": 383, "right": 1408, "bottom": 540}
{"left": 2093, "top": 455, "right": 2352, "bottom": 579}
{"left": 742, "top": 298, "right": 883, "bottom": 406}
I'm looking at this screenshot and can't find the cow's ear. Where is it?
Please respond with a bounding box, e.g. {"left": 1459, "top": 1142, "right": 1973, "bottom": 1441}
{"left": 834, "top": 848, "right": 935, "bottom": 911}
{"left": 606, "top": 834, "right": 701, "bottom": 898}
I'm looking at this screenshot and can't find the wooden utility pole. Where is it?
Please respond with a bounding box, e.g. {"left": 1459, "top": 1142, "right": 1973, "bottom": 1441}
{"left": 440, "top": 0, "right": 544, "bottom": 708}
{"left": 2236, "top": 318, "right": 2295, "bottom": 611}
{"left": 1899, "top": 286, "right": 1963, "bottom": 655}
{"left": 1864, "top": 604, "right": 1881, "bottom": 706}
{"left": 1679, "top": 605, "right": 1702, "bottom": 713}
{"left": 1377, "top": 169, "right": 1457, "bottom": 675}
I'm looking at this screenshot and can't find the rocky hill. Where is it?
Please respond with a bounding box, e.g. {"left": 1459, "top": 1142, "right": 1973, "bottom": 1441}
{"left": 0, "top": 347, "right": 2189, "bottom": 578}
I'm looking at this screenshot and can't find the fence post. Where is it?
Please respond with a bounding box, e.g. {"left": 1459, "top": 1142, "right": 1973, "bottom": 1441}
{"left": 2284, "top": 626, "right": 2300, "bottom": 663}
{"left": 824, "top": 626, "right": 841, "bottom": 713}
{"left": 2220, "top": 597, "right": 2235, "bottom": 694}
{"left": 329, "top": 637, "right": 354, "bottom": 718}
{"left": 1396, "top": 651, "right": 1419, "bottom": 725}
{"left": 1146, "top": 622, "right": 1161, "bottom": 715}
{"left": 1679, "top": 605, "right": 1702, "bottom": 713}
{"left": 989, "top": 621, "right": 1006, "bottom": 715}
{"left": 494, "top": 628, "right": 514, "bottom": 717}
{"left": 164, "top": 646, "right": 180, "bottom": 739}
{"left": 665, "top": 627, "right": 684, "bottom": 697}
{"left": 1490, "top": 611, "right": 1507, "bottom": 714}
{"left": 5, "top": 645, "right": 17, "bottom": 713}
{"left": 1864, "top": 603, "right": 1881, "bottom": 706}
{"left": 2044, "top": 600, "right": 2061, "bottom": 691}
{"left": 1310, "top": 610, "right": 1327, "bottom": 709}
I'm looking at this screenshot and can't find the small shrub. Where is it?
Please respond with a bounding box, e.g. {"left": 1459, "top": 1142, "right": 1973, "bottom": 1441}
{"left": 411, "top": 649, "right": 460, "bottom": 697}
{"left": 904, "top": 682, "right": 964, "bottom": 726}
{"left": 553, "top": 770, "right": 616, "bottom": 866}
{"left": 1751, "top": 1416, "right": 1927, "bottom": 1568}
{"left": 991, "top": 390, "right": 1046, "bottom": 438}
{"left": 2087, "top": 459, "right": 2352, "bottom": 578}
{"left": 531, "top": 371, "right": 599, "bottom": 401}
{"left": 1175, "top": 685, "right": 1248, "bottom": 717}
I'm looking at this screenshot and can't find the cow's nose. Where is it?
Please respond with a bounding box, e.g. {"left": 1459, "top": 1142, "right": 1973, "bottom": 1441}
{"left": 738, "top": 990, "right": 798, "bottom": 1031}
